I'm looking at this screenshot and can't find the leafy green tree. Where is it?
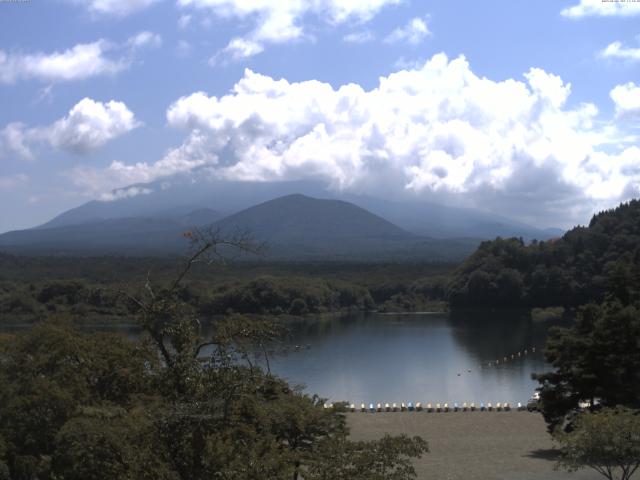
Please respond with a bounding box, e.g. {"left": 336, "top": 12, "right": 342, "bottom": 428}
{"left": 534, "top": 302, "right": 640, "bottom": 431}
{"left": 555, "top": 408, "right": 640, "bottom": 480}
{"left": 447, "top": 199, "right": 640, "bottom": 307}
{"left": 307, "top": 434, "right": 429, "bottom": 480}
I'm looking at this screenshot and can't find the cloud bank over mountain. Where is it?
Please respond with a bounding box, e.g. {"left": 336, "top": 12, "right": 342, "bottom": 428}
{"left": 68, "top": 53, "right": 638, "bottom": 227}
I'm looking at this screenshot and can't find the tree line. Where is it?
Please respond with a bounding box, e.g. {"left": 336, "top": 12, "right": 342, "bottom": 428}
{"left": 446, "top": 200, "right": 640, "bottom": 308}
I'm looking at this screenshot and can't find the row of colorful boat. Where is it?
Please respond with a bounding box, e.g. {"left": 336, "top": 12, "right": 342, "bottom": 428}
{"left": 324, "top": 402, "right": 532, "bottom": 412}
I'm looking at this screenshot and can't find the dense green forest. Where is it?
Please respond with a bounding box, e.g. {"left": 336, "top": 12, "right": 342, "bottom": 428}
{"left": 0, "top": 256, "right": 452, "bottom": 324}
{"left": 447, "top": 200, "right": 640, "bottom": 308}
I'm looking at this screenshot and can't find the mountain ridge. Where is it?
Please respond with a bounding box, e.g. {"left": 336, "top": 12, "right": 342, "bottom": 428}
{"left": 27, "top": 176, "right": 562, "bottom": 241}
{"left": 0, "top": 194, "right": 479, "bottom": 260}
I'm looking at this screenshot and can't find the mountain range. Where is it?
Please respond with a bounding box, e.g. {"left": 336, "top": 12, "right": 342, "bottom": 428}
{"left": 0, "top": 177, "right": 564, "bottom": 260}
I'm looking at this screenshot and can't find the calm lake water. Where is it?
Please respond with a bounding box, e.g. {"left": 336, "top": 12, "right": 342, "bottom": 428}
{"left": 3, "top": 310, "right": 560, "bottom": 405}
{"left": 266, "top": 310, "right": 555, "bottom": 405}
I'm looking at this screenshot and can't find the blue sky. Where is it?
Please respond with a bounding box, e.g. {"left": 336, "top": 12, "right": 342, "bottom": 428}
{"left": 0, "top": 0, "right": 639, "bottom": 232}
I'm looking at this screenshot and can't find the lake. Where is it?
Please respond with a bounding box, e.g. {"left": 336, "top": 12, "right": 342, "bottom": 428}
{"left": 265, "top": 310, "right": 555, "bottom": 406}
{"left": 2, "top": 309, "right": 559, "bottom": 406}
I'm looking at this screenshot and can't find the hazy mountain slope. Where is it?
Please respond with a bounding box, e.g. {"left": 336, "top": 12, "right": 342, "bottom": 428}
{"left": 32, "top": 175, "right": 562, "bottom": 241}
{"left": 212, "top": 194, "right": 479, "bottom": 259}
{"left": 0, "top": 218, "right": 189, "bottom": 254}
{"left": 0, "top": 208, "right": 223, "bottom": 255}
{"left": 0, "top": 194, "right": 479, "bottom": 260}
{"left": 38, "top": 178, "right": 327, "bottom": 229}
{"left": 215, "top": 194, "right": 410, "bottom": 243}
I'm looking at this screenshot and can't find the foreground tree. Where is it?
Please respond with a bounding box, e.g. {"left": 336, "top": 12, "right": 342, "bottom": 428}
{"left": 534, "top": 301, "right": 640, "bottom": 431}
{"left": 0, "top": 227, "right": 429, "bottom": 479}
{"left": 555, "top": 408, "right": 640, "bottom": 480}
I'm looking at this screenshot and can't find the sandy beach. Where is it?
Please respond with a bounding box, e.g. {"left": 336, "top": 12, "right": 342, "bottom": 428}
{"left": 348, "top": 411, "right": 601, "bottom": 480}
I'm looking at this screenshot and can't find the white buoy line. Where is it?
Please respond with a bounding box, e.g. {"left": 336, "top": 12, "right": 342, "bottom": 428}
{"left": 324, "top": 401, "right": 534, "bottom": 413}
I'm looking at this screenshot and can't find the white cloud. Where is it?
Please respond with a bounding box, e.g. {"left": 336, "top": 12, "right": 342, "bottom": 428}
{"left": 46, "top": 98, "right": 141, "bottom": 154}
{"left": 384, "top": 17, "right": 431, "bottom": 45}
{"left": 67, "top": 0, "right": 161, "bottom": 17}
{"left": 67, "top": 54, "right": 640, "bottom": 226}
{"left": 343, "top": 31, "right": 375, "bottom": 44}
{"left": 601, "top": 41, "right": 640, "bottom": 61}
{"left": 611, "top": 82, "right": 640, "bottom": 117}
{"left": 100, "top": 186, "right": 153, "bottom": 202}
{"left": 562, "top": 0, "right": 640, "bottom": 18}
{"left": 0, "top": 98, "right": 140, "bottom": 158}
{"left": 177, "top": 0, "right": 401, "bottom": 61}
{"left": 126, "top": 31, "right": 163, "bottom": 50}
{"left": 0, "top": 41, "right": 125, "bottom": 84}
{"left": 0, "top": 32, "right": 161, "bottom": 84}
{"left": 212, "top": 38, "right": 264, "bottom": 64}
{"left": 68, "top": 130, "right": 215, "bottom": 195}
{"left": 0, "top": 123, "right": 34, "bottom": 160}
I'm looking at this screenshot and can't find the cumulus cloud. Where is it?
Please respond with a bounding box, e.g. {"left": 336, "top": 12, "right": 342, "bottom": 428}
{"left": 384, "top": 17, "right": 431, "bottom": 45}
{"left": 67, "top": 0, "right": 161, "bottom": 17}
{"left": 561, "top": 0, "right": 640, "bottom": 18}
{"left": 0, "top": 98, "right": 139, "bottom": 158}
{"left": 177, "top": 0, "right": 400, "bottom": 61}
{"left": 66, "top": 54, "right": 640, "bottom": 226}
{"left": 46, "top": 98, "right": 141, "bottom": 154}
{"left": 0, "top": 32, "right": 161, "bottom": 84}
{"left": 601, "top": 40, "right": 640, "bottom": 61}
{"left": 611, "top": 82, "right": 640, "bottom": 117}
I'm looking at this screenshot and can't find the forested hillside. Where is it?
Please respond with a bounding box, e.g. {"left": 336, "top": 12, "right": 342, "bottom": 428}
{"left": 447, "top": 200, "right": 640, "bottom": 308}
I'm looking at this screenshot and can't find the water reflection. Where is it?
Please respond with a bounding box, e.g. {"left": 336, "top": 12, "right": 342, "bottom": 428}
{"left": 265, "top": 311, "right": 560, "bottom": 404}
{"left": 1, "top": 311, "right": 563, "bottom": 405}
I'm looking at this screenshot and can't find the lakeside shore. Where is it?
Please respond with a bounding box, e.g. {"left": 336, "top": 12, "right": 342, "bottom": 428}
{"left": 348, "top": 411, "right": 601, "bottom": 480}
